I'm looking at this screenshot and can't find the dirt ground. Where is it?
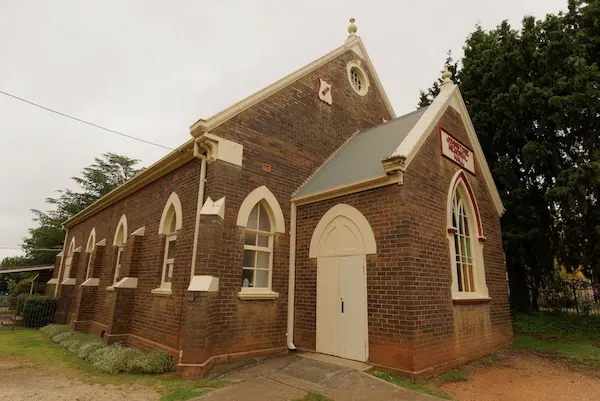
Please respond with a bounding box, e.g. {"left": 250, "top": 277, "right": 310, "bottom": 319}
{"left": 0, "top": 358, "right": 159, "bottom": 401}
{"left": 441, "top": 352, "right": 600, "bottom": 401}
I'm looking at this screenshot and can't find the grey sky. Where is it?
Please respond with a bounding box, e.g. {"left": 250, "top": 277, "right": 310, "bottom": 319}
{"left": 0, "top": 0, "right": 566, "bottom": 261}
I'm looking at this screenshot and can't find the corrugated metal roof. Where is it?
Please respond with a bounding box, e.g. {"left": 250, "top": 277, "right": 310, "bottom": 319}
{"left": 0, "top": 265, "right": 54, "bottom": 274}
{"left": 294, "top": 107, "right": 428, "bottom": 198}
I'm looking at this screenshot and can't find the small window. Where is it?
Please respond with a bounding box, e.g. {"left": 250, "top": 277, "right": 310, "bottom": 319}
{"left": 347, "top": 61, "right": 370, "bottom": 96}
{"left": 350, "top": 68, "right": 362, "bottom": 92}
{"left": 242, "top": 202, "right": 273, "bottom": 289}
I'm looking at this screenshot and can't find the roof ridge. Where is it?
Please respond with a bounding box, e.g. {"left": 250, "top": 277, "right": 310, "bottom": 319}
{"left": 291, "top": 128, "right": 362, "bottom": 198}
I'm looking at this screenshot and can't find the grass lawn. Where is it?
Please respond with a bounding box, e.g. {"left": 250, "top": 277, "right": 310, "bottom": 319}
{"left": 371, "top": 370, "right": 456, "bottom": 399}
{"left": 512, "top": 312, "right": 600, "bottom": 370}
{"left": 0, "top": 326, "right": 227, "bottom": 401}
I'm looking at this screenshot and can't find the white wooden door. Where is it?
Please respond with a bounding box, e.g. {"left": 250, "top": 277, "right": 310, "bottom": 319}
{"left": 315, "top": 216, "right": 368, "bottom": 362}
{"left": 339, "top": 255, "right": 367, "bottom": 361}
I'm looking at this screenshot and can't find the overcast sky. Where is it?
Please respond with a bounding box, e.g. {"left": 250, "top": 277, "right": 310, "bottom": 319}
{"left": 0, "top": 0, "right": 566, "bottom": 261}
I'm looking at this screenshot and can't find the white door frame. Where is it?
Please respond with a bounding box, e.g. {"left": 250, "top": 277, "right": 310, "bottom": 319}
{"left": 310, "top": 204, "right": 376, "bottom": 362}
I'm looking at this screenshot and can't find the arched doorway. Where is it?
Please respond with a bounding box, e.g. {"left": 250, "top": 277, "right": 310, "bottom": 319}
{"left": 310, "top": 204, "right": 376, "bottom": 362}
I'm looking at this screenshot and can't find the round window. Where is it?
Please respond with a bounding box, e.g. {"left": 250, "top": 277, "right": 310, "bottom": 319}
{"left": 350, "top": 68, "right": 362, "bottom": 91}
{"left": 347, "top": 61, "right": 370, "bottom": 96}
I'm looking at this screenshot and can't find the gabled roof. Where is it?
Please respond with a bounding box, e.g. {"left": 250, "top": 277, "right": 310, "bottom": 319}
{"left": 65, "top": 35, "right": 395, "bottom": 228}
{"left": 190, "top": 35, "right": 396, "bottom": 135}
{"left": 293, "top": 82, "right": 505, "bottom": 217}
{"left": 390, "top": 82, "right": 505, "bottom": 215}
{"left": 294, "top": 108, "right": 427, "bottom": 198}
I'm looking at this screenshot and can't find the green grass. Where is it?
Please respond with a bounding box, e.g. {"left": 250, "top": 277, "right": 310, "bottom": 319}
{"left": 439, "top": 368, "right": 469, "bottom": 382}
{"left": 512, "top": 313, "right": 600, "bottom": 370}
{"left": 293, "top": 392, "right": 334, "bottom": 401}
{"left": 0, "top": 309, "right": 14, "bottom": 315}
{"left": 0, "top": 327, "right": 227, "bottom": 400}
{"left": 371, "top": 371, "right": 454, "bottom": 400}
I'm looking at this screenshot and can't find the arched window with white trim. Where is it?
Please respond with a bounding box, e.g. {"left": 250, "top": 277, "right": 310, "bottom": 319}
{"left": 236, "top": 186, "right": 284, "bottom": 299}
{"left": 111, "top": 215, "right": 128, "bottom": 287}
{"left": 155, "top": 192, "right": 182, "bottom": 293}
{"left": 452, "top": 192, "right": 475, "bottom": 292}
{"left": 447, "top": 172, "right": 489, "bottom": 300}
{"left": 62, "top": 238, "right": 76, "bottom": 281}
{"left": 85, "top": 228, "right": 96, "bottom": 280}
{"left": 242, "top": 201, "right": 273, "bottom": 290}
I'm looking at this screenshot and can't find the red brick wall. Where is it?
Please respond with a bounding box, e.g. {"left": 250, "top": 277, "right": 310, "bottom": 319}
{"left": 57, "top": 48, "right": 392, "bottom": 365}
{"left": 293, "top": 105, "right": 512, "bottom": 376}
{"left": 61, "top": 158, "right": 201, "bottom": 352}
{"left": 402, "top": 106, "right": 512, "bottom": 374}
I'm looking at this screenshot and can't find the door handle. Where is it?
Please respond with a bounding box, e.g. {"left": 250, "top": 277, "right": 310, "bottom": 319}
{"left": 341, "top": 299, "right": 344, "bottom": 313}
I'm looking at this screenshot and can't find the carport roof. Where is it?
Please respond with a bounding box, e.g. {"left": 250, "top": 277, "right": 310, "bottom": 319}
{"left": 294, "top": 107, "right": 428, "bottom": 198}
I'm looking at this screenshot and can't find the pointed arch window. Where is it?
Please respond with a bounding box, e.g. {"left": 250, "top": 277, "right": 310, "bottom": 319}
{"left": 447, "top": 172, "right": 489, "bottom": 300}
{"left": 110, "top": 215, "right": 128, "bottom": 288}
{"left": 62, "top": 238, "right": 76, "bottom": 281}
{"left": 242, "top": 202, "right": 273, "bottom": 290}
{"left": 154, "top": 192, "right": 182, "bottom": 294}
{"left": 236, "top": 186, "right": 284, "bottom": 299}
{"left": 85, "top": 229, "right": 96, "bottom": 280}
{"left": 452, "top": 193, "right": 475, "bottom": 292}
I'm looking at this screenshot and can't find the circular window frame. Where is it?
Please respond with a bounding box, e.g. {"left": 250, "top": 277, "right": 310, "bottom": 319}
{"left": 346, "top": 60, "right": 370, "bottom": 96}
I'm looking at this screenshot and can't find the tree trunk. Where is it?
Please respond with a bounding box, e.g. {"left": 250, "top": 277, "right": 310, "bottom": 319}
{"left": 508, "top": 262, "right": 531, "bottom": 313}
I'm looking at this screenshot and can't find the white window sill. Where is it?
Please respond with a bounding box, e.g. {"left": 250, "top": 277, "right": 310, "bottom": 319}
{"left": 106, "top": 286, "right": 115, "bottom": 291}
{"left": 61, "top": 278, "right": 76, "bottom": 286}
{"left": 237, "top": 289, "right": 279, "bottom": 300}
{"left": 47, "top": 278, "right": 59, "bottom": 285}
{"left": 151, "top": 287, "right": 172, "bottom": 297}
{"left": 81, "top": 278, "right": 99, "bottom": 287}
{"left": 452, "top": 295, "right": 491, "bottom": 305}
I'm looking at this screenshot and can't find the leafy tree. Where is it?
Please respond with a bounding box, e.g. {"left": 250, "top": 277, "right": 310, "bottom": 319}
{"left": 1, "top": 153, "right": 143, "bottom": 267}
{"left": 418, "top": 0, "right": 600, "bottom": 311}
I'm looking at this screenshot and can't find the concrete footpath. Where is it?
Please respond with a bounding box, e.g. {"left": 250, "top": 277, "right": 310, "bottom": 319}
{"left": 194, "top": 353, "right": 442, "bottom": 401}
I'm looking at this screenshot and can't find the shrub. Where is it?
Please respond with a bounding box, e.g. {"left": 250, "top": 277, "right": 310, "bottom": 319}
{"left": 40, "top": 324, "right": 71, "bottom": 337}
{"left": 91, "top": 345, "right": 143, "bottom": 374}
{"left": 62, "top": 333, "right": 91, "bottom": 353}
{"left": 21, "top": 295, "right": 56, "bottom": 327}
{"left": 39, "top": 324, "right": 174, "bottom": 375}
{"left": 128, "top": 349, "right": 175, "bottom": 374}
{"left": 77, "top": 340, "right": 106, "bottom": 359}
{"left": 52, "top": 330, "right": 77, "bottom": 343}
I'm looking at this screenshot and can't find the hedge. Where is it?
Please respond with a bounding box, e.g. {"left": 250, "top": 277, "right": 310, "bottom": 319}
{"left": 39, "top": 324, "right": 175, "bottom": 374}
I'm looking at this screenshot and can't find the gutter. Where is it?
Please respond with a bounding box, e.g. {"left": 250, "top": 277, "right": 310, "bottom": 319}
{"left": 286, "top": 202, "right": 297, "bottom": 350}
{"left": 190, "top": 155, "right": 208, "bottom": 279}
{"left": 293, "top": 173, "right": 403, "bottom": 206}
{"left": 64, "top": 141, "right": 194, "bottom": 228}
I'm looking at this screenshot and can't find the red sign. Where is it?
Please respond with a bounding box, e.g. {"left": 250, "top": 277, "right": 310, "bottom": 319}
{"left": 440, "top": 128, "right": 476, "bottom": 174}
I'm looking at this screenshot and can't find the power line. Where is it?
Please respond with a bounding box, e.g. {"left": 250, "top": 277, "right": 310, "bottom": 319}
{"left": 0, "top": 246, "right": 62, "bottom": 252}
{"left": 0, "top": 89, "right": 182, "bottom": 152}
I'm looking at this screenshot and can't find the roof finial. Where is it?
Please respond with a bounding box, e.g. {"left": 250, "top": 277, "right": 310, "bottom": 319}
{"left": 347, "top": 18, "right": 357, "bottom": 39}
{"left": 441, "top": 64, "right": 453, "bottom": 86}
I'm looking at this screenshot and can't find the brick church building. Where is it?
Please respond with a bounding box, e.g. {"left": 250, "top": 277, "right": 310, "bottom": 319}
{"left": 47, "top": 20, "right": 513, "bottom": 378}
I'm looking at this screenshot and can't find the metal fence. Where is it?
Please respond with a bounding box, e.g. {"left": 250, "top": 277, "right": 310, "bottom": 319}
{"left": 538, "top": 281, "right": 600, "bottom": 315}
{"left": 0, "top": 295, "right": 56, "bottom": 327}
